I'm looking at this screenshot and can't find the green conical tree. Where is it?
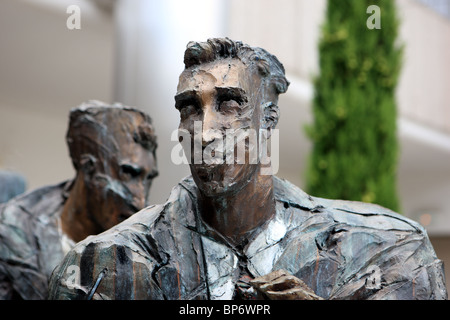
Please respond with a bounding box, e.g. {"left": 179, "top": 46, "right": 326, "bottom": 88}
{"left": 305, "top": 0, "right": 403, "bottom": 212}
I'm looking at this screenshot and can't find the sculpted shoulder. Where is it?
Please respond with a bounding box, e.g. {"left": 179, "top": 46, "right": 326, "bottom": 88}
{"left": 0, "top": 182, "right": 69, "bottom": 299}
{"left": 48, "top": 203, "right": 165, "bottom": 300}
{"left": 273, "top": 175, "right": 424, "bottom": 234}
{"left": 272, "top": 176, "right": 446, "bottom": 299}
{"left": 47, "top": 178, "right": 197, "bottom": 300}
{"left": 0, "top": 181, "right": 67, "bottom": 226}
{"left": 77, "top": 203, "right": 165, "bottom": 252}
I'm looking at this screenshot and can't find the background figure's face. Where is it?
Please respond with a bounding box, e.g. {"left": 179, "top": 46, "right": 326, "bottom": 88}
{"left": 78, "top": 110, "right": 158, "bottom": 230}
{"left": 176, "top": 58, "right": 264, "bottom": 196}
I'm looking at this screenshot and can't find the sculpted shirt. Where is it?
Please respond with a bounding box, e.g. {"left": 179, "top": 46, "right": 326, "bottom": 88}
{"left": 0, "top": 181, "right": 75, "bottom": 299}
{"left": 48, "top": 176, "right": 447, "bottom": 300}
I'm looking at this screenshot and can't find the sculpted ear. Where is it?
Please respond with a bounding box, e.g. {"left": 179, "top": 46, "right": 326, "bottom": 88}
{"left": 79, "top": 154, "right": 97, "bottom": 176}
{"left": 261, "top": 101, "right": 280, "bottom": 131}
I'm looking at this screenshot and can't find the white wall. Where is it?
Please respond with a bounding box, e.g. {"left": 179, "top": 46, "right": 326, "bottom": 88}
{"left": 397, "top": 0, "right": 450, "bottom": 134}
{"left": 0, "top": 0, "right": 114, "bottom": 189}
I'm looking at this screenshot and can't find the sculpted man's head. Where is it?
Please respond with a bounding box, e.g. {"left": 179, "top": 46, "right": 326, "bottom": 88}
{"left": 64, "top": 101, "right": 158, "bottom": 239}
{"left": 176, "top": 38, "right": 289, "bottom": 197}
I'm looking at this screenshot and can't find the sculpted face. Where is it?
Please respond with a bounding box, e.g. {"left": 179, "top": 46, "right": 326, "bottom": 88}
{"left": 73, "top": 109, "right": 158, "bottom": 229}
{"left": 176, "top": 58, "right": 265, "bottom": 196}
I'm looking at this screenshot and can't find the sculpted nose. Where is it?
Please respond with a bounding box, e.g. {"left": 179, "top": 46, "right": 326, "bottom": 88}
{"left": 201, "top": 109, "right": 219, "bottom": 147}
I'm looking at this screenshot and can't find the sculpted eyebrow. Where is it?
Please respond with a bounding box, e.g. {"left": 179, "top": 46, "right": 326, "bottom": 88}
{"left": 175, "top": 90, "right": 199, "bottom": 110}
{"left": 215, "top": 86, "right": 248, "bottom": 103}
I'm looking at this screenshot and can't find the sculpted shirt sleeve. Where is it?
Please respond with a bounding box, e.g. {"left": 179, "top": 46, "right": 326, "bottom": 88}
{"left": 269, "top": 178, "right": 447, "bottom": 300}
{"left": 48, "top": 205, "right": 165, "bottom": 300}
{"left": 0, "top": 187, "right": 64, "bottom": 300}
{"left": 308, "top": 199, "right": 447, "bottom": 300}
{"left": 330, "top": 222, "right": 447, "bottom": 299}
{"left": 0, "top": 202, "right": 47, "bottom": 299}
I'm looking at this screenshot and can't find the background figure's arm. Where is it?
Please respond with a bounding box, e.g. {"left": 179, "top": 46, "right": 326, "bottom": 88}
{"left": 0, "top": 213, "right": 48, "bottom": 300}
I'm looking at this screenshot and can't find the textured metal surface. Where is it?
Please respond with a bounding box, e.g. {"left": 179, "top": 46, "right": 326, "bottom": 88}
{"left": 0, "top": 182, "right": 69, "bottom": 299}
{"left": 0, "top": 171, "right": 26, "bottom": 204}
{"left": 48, "top": 176, "right": 447, "bottom": 300}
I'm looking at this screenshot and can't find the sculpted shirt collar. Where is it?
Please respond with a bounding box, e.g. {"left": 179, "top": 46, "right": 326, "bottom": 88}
{"left": 177, "top": 175, "right": 320, "bottom": 299}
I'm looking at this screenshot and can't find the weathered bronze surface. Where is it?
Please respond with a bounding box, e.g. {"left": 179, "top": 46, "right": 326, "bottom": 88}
{"left": 250, "top": 269, "right": 323, "bottom": 300}
{"left": 0, "top": 171, "right": 26, "bottom": 204}
{"left": 0, "top": 101, "right": 158, "bottom": 299}
{"left": 48, "top": 39, "right": 447, "bottom": 300}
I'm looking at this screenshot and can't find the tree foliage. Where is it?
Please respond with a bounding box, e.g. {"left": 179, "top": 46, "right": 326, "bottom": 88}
{"left": 305, "top": 0, "right": 403, "bottom": 212}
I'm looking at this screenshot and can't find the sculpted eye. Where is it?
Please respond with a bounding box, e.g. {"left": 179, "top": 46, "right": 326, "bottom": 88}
{"left": 179, "top": 104, "right": 199, "bottom": 119}
{"left": 218, "top": 99, "right": 240, "bottom": 113}
{"left": 216, "top": 87, "right": 248, "bottom": 114}
{"left": 176, "top": 96, "right": 201, "bottom": 120}
{"left": 120, "top": 163, "right": 142, "bottom": 178}
{"left": 146, "top": 170, "right": 158, "bottom": 180}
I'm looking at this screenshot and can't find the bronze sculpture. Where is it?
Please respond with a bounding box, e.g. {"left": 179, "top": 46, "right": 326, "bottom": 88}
{"left": 0, "top": 101, "right": 158, "bottom": 299}
{"left": 48, "top": 39, "right": 446, "bottom": 300}
{"left": 0, "top": 170, "right": 26, "bottom": 204}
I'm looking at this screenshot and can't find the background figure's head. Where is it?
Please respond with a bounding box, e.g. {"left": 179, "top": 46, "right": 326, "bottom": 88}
{"left": 176, "top": 38, "right": 289, "bottom": 196}
{"left": 66, "top": 100, "right": 158, "bottom": 230}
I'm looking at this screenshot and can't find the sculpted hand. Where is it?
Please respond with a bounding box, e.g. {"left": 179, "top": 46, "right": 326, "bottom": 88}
{"left": 250, "top": 269, "right": 323, "bottom": 300}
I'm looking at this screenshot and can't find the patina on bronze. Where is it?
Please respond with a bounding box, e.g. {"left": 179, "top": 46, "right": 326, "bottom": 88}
{"left": 0, "top": 170, "right": 26, "bottom": 204}
{"left": 0, "top": 101, "right": 158, "bottom": 299}
{"left": 48, "top": 39, "right": 447, "bottom": 300}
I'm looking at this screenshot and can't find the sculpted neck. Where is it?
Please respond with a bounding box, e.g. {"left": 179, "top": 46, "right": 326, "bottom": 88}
{"left": 198, "top": 168, "right": 276, "bottom": 247}
{"left": 60, "top": 174, "right": 100, "bottom": 243}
